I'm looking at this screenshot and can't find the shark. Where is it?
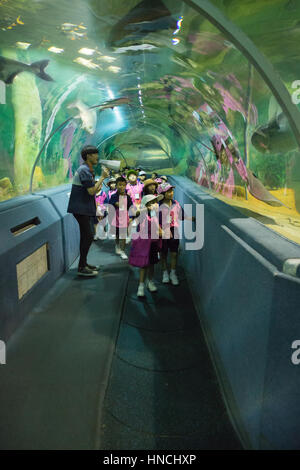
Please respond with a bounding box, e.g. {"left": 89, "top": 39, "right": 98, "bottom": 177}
{"left": 107, "top": 0, "right": 176, "bottom": 47}
{"left": 99, "top": 96, "right": 131, "bottom": 110}
{"left": 0, "top": 57, "right": 54, "bottom": 84}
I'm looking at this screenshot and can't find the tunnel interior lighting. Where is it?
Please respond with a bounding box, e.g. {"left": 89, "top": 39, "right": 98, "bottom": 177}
{"left": 78, "top": 48, "right": 95, "bottom": 56}
{"left": 48, "top": 46, "right": 64, "bottom": 54}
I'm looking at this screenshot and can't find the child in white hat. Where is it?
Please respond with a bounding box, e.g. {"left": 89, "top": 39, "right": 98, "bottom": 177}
{"left": 158, "top": 182, "right": 195, "bottom": 285}
{"left": 129, "top": 194, "right": 163, "bottom": 298}
{"left": 138, "top": 170, "right": 147, "bottom": 183}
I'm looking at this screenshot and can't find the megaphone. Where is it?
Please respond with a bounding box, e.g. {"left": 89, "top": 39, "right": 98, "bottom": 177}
{"left": 99, "top": 160, "right": 121, "bottom": 171}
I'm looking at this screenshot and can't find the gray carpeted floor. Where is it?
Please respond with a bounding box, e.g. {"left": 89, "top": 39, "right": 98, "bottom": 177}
{"left": 0, "top": 240, "right": 129, "bottom": 450}
{"left": 99, "top": 258, "right": 243, "bottom": 450}
{"left": 0, "top": 238, "right": 242, "bottom": 450}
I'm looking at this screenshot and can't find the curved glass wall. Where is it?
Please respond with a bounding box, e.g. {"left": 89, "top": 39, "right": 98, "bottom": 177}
{"left": 209, "top": 0, "right": 300, "bottom": 97}
{"left": 0, "top": 0, "right": 299, "bottom": 243}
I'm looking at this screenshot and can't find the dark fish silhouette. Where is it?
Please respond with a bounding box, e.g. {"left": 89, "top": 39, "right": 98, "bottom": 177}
{"left": 247, "top": 169, "right": 287, "bottom": 207}
{"left": 107, "top": 0, "right": 176, "bottom": 46}
{"left": 0, "top": 57, "right": 54, "bottom": 84}
{"left": 251, "top": 112, "right": 297, "bottom": 154}
{"left": 99, "top": 97, "right": 131, "bottom": 109}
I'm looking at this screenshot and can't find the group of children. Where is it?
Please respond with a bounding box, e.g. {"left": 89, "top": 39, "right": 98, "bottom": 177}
{"left": 94, "top": 168, "right": 194, "bottom": 298}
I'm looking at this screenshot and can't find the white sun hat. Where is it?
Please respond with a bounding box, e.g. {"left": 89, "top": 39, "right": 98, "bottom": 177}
{"left": 141, "top": 194, "right": 163, "bottom": 207}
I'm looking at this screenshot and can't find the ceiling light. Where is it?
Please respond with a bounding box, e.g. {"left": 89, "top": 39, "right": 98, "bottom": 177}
{"left": 114, "top": 44, "right": 157, "bottom": 53}
{"left": 78, "top": 48, "right": 95, "bottom": 56}
{"left": 106, "top": 88, "right": 114, "bottom": 99}
{"left": 107, "top": 66, "right": 121, "bottom": 73}
{"left": 48, "top": 46, "right": 64, "bottom": 53}
{"left": 74, "top": 57, "right": 100, "bottom": 69}
{"left": 61, "top": 23, "right": 77, "bottom": 30}
{"left": 16, "top": 42, "right": 31, "bottom": 49}
{"left": 99, "top": 56, "right": 116, "bottom": 63}
{"left": 173, "top": 16, "right": 183, "bottom": 35}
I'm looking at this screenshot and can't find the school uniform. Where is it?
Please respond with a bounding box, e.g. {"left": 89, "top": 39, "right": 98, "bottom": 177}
{"left": 104, "top": 189, "right": 117, "bottom": 228}
{"left": 126, "top": 181, "right": 144, "bottom": 207}
{"left": 95, "top": 190, "right": 107, "bottom": 216}
{"left": 106, "top": 189, "right": 117, "bottom": 202}
{"left": 129, "top": 210, "right": 162, "bottom": 268}
{"left": 159, "top": 199, "right": 185, "bottom": 253}
{"left": 109, "top": 191, "right": 134, "bottom": 238}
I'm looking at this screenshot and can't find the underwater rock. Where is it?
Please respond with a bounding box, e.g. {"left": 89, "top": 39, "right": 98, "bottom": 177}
{"left": 61, "top": 124, "right": 76, "bottom": 179}
{"left": 0, "top": 177, "right": 12, "bottom": 190}
{"left": 12, "top": 68, "right": 42, "bottom": 189}
{"left": 32, "top": 166, "right": 45, "bottom": 187}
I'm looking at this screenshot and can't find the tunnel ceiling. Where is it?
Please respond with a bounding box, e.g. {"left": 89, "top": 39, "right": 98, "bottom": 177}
{"left": 0, "top": 0, "right": 300, "bottom": 176}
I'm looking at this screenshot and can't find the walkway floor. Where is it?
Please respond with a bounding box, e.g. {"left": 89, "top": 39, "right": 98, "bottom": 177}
{"left": 0, "top": 239, "right": 242, "bottom": 450}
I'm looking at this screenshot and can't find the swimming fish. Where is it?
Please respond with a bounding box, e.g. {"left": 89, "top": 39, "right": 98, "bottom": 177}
{"left": 171, "top": 52, "right": 198, "bottom": 70}
{"left": 68, "top": 100, "right": 97, "bottom": 135}
{"left": 125, "top": 17, "right": 176, "bottom": 34}
{"left": 246, "top": 169, "right": 287, "bottom": 207}
{"left": 107, "top": 0, "right": 176, "bottom": 46}
{"left": 0, "top": 57, "right": 54, "bottom": 84}
{"left": 98, "top": 96, "right": 131, "bottom": 110}
{"left": 104, "top": 96, "right": 130, "bottom": 106}
{"left": 251, "top": 112, "right": 297, "bottom": 155}
{"left": 60, "top": 23, "right": 77, "bottom": 31}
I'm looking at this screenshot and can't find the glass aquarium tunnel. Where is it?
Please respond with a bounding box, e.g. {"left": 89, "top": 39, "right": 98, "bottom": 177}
{"left": 0, "top": 0, "right": 300, "bottom": 242}
{"left": 1, "top": 0, "right": 300, "bottom": 451}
